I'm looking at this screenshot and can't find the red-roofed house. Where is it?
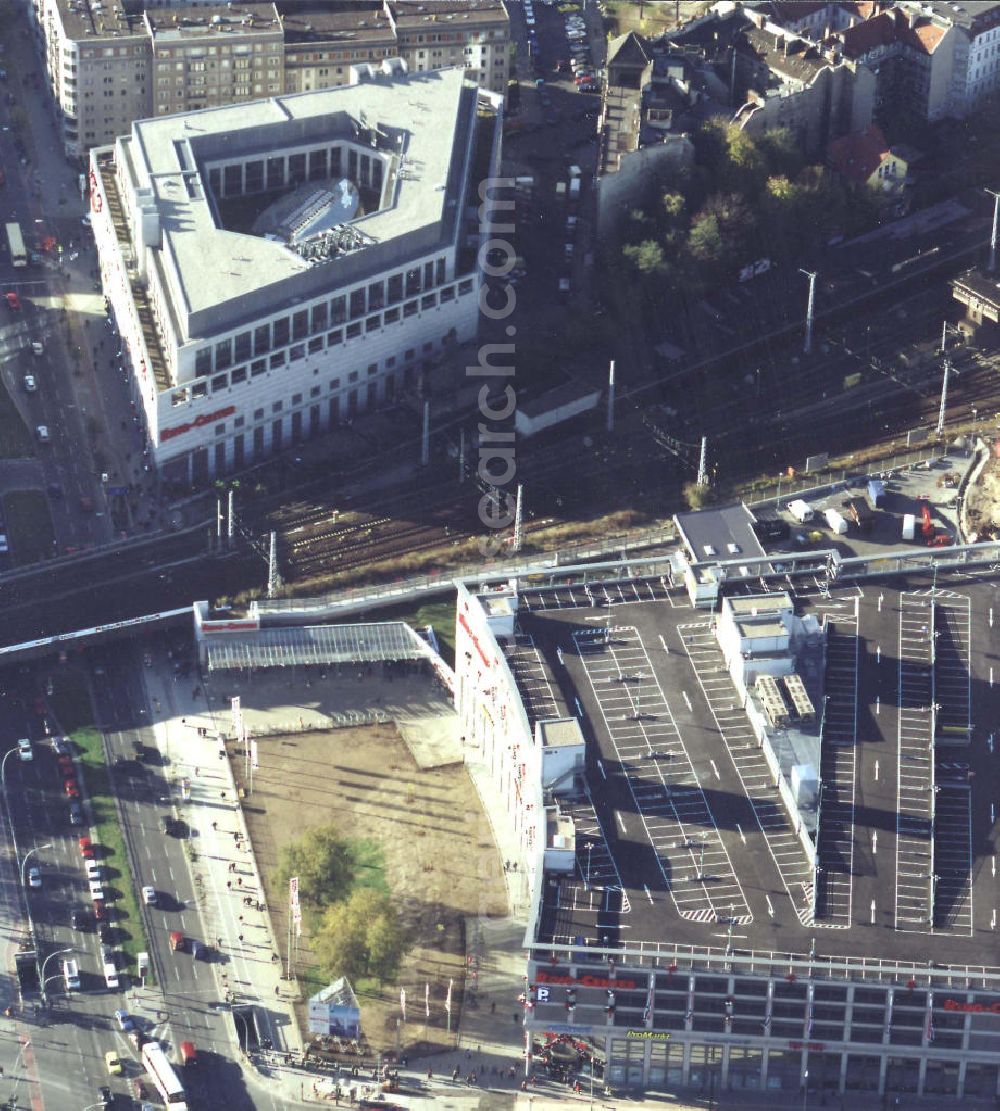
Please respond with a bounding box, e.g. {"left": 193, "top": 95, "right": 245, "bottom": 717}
{"left": 827, "top": 123, "right": 910, "bottom": 192}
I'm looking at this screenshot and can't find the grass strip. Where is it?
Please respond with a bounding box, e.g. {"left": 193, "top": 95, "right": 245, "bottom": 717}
{"left": 50, "top": 668, "right": 155, "bottom": 983}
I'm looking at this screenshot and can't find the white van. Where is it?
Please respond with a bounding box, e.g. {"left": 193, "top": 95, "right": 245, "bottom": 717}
{"left": 902, "top": 513, "right": 916, "bottom": 540}
{"left": 787, "top": 499, "right": 814, "bottom": 523}
{"left": 63, "top": 958, "right": 81, "bottom": 991}
{"left": 103, "top": 961, "right": 119, "bottom": 990}
{"left": 824, "top": 508, "right": 848, "bottom": 535}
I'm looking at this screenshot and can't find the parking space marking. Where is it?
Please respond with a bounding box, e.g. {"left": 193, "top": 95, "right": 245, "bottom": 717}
{"left": 895, "top": 593, "right": 935, "bottom": 932}
{"left": 932, "top": 784, "right": 973, "bottom": 934}
{"left": 505, "top": 634, "right": 560, "bottom": 725}
{"left": 520, "top": 576, "right": 681, "bottom": 612}
{"left": 813, "top": 598, "right": 859, "bottom": 929}
{"left": 681, "top": 621, "right": 815, "bottom": 925}
{"left": 574, "top": 625, "right": 751, "bottom": 925}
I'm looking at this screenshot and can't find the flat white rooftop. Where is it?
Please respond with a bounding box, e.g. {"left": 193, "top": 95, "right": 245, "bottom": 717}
{"left": 122, "top": 66, "right": 473, "bottom": 324}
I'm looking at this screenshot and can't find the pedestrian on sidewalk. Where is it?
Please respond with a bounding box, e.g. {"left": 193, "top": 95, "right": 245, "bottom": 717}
{"left": 452, "top": 1066, "right": 460, "bottom": 1082}
{"left": 238, "top": 934, "right": 244, "bottom": 943}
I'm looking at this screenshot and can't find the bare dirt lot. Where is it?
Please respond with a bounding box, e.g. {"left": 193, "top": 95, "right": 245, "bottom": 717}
{"left": 232, "top": 723, "right": 508, "bottom": 1055}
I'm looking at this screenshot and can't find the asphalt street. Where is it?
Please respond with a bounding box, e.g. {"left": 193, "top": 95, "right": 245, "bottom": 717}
{"left": 87, "top": 642, "right": 262, "bottom": 1111}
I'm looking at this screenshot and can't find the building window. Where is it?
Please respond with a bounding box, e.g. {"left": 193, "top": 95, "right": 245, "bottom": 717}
{"left": 254, "top": 407, "right": 265, "bottom": 421}
{"left": 368, "top": 281, "right": 385, "bottom": 311}
{"left": 251, "top": 359, "right": 267, "bottom": 376}
{"left": 212, "top": 373, "right": 228, "bottom": 391}
{"left": 436, "top": 257, "right": 446, "bottom": 285}
{"left": 348, "top": 371, "right": 359, "bottom": 383}
{"left": 253, "top": 324, "right": 270, "bottom": 355}
{"left": 192, "top": 382, "right": 208, "bottom": 399}
{"left": 366, "top": 315, "right": 381, "bottom": 332}
{"left": 329, "top": 378, "right": 340, "bottom": 390}
{"left": 367, "top": 363, "right": 378, "bottom": 376}
{"left": 346, "top": 322, "right": 361, "bottom": 339}
{"left": 272, "top": 400, "right": 283, "bottom": 413}
{"left": 235, "top": 416, "right": 245, "bottom": 429}
{"left": 290, "top": 344, "right": 305, "bottom": 361}
{"left": 331, "top": 296, "right": 346, "bottom": 325}
{"left": 384, "top": 307, "right": 400, "bottom": 323}
{"left": 270, "top": 351, "right": 286, "bottom": 369}
{"left": 273, "top": 317, "right": 290, "bottom": 347}
{"left": 388, "top": 273, "right": 403, "bottom": 303}
{"left": 234, "top": 331, "right": 251, "bottom": 362}
{"left": 214, "top": 339, "right": 232, "bottom": 370}
{"left": 349, "top": 288, "right": 366, "bottom": 320}
{"left": 441, "top": 285, "right": 455, "bottom": 302}
{"left": 421, "top": 293, "right": 436, "bottom": 311}
{"left": 231, "top": 367, "right": 247, "bottom": 384}
{"left": 215, "top": 423, "right": 226, "bottom": 436}
{"left": 308, "top": 337, "right": 323, "bottom": 354}
{"left": 310, "top": 385, "right": 321, "bottom": 398}
{"left": 292, "top": 309, "right": 309, "bottom": 341}
{"left": 403, "top": 300, "right": 418, "bottom": 318}
{"left": 311, "top": 302, "right": 328, "bottom": 333}
{"left": 458, "top": 279, "right": 474, "bottom": 295}
{"left": 405, "top": 267, "right": 421, "bottom": 296}
{"left": 328, "top": 329, "right": 343, "bottom": 345}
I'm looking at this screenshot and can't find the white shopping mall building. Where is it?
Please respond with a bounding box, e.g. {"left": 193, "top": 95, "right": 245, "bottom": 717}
{"left": 88, "top": 61, "right": 501, "bottom": 486}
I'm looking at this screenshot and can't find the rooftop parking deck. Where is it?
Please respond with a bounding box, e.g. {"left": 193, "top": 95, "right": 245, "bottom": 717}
{"left": 517, "top": 566, "right": 1000, "bottom": 972}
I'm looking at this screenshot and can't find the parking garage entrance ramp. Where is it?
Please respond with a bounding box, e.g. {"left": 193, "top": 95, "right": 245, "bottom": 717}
{"left": 202, "top": 621, "right": 431, "bottom": 672}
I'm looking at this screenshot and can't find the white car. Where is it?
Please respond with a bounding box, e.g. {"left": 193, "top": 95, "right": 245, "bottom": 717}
{"left": 35, "top": 425, "right": 50, "bottom": 443}
{"left": 89, "top": 879, "right": 105, "bottom": 901}
{"left": 103, "top": 961, "right": 119, "bottom": 989}
{"left": 23, "top": 374, "right": 36, "bottom": 392}
{"left": 17, "top": 738, "right": 32, "bottom": 762}
{"left": 86, "top": 860, "right": 102, "bottom": 881}
{"left": 141, "top": 885, "right": 157, "bottom": 906}
{"left": 26, "top": 866, "right": 41, "bottom": 889}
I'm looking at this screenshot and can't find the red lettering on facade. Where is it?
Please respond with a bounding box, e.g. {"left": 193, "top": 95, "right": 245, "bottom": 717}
{"left": 942, "top": 999, "right": 1000, "bottom": 1014}
{"left": 458, "top": 612, "right": 492, "bottom": 670}
{"left": 161, "top": 406, "right": 237, "bottom": 443}
{"left": 535, "top": 969, "right": 637, "bottom": 991}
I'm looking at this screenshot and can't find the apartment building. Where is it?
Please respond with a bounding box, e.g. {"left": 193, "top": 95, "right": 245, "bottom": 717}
{"left": 30, "top": 0, "right": 509, "bottom": 160}
{"left": 87, "top": 65, "right": 501, "bottom": 485}
{"left": 148, "top": 4, "right": 285, "bottom": 118}
{"left": 386, "top": 0, "right": 509, "bottom": 92}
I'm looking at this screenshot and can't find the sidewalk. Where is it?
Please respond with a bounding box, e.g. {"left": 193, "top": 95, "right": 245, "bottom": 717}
{"left": 142, "top": 657, "right": 303, "bottom": 1063}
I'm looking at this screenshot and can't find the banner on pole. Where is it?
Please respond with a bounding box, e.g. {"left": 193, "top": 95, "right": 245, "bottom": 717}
{"left": 425, "top": 982, "right": 430, "bottom": 1019}
{"left": 445, "top": 979, "right": 453, "bottom": 1015}
{"left": 250, "top": 735, "right": 259, "bottom": 770}
{"left": 400, "top": 988, "right": 407, "bottom": 1022}
{"left": 289, "top": 876, "right": 299, "bottom": 908}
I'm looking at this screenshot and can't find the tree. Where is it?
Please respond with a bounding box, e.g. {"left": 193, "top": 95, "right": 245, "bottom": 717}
{"left": 682, "top": 481, "right": 712, "bottom": 510}
{"left": 662, "top": 191, "right": 686, "bottom": 224}
{"left": 622, "top": 239, "right": 667, "bottom": 276}
{"left": 687, "top": 213, "right": 724, "bottom": 266}
{"left": 277, "top": 825, "right": 354, "bottom": 907}
{"left": 314, "top": 889, "right": 408, "bottom": 984}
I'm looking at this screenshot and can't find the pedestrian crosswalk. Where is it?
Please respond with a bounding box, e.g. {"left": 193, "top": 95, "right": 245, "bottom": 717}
{"left": 574, "top": 625, "right": 751, "bottom": 926}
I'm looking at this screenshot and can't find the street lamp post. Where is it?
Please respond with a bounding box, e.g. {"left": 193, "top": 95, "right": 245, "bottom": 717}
{"left": 39, "top": 949, "right": 73, "bottom": 1007}
{"left": 987, "top": 187, "right": 1000, "bottom": 273}
{"left": 20, "top": 845, "right": 52, "bottom": 888}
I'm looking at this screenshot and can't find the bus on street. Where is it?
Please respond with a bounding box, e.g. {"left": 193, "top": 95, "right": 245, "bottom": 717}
{"left": 141, "top": 1041, "right": 187, "bottom": 1109}
{"left": 5, "top": 222, "right": 26, "bottom": 268}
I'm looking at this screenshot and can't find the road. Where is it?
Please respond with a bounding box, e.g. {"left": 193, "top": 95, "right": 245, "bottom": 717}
{"left": 88, "top": 641, "right": 260, "bottom": 1110}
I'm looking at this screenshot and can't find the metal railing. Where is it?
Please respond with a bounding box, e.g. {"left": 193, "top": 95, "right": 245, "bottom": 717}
{"left": 252, "top": 524, "right": 677, "bottom": 616}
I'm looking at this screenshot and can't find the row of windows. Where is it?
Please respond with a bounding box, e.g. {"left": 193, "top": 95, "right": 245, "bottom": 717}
{"left": 193, "top": 271, "right": 461, "bottom": 377}
{"left": 207, "top": 144, "right": 385, "bottom": 199}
